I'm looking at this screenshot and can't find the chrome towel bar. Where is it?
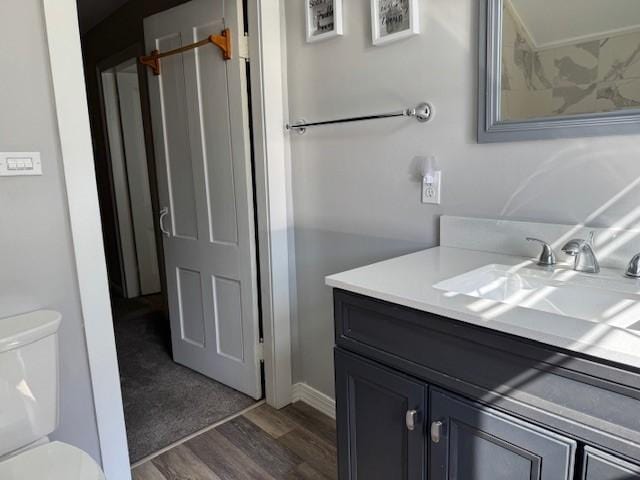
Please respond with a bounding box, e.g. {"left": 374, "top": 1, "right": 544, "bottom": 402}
{"left": 286, "top": 102, "right": 433, "bottom": 134}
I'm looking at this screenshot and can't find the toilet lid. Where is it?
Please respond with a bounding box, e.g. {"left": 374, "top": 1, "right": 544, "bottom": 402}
{"left": 0, "top": 441, "right": 105, "bottom": 479}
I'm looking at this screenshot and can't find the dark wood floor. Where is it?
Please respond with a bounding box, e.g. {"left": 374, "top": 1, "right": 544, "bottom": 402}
{"left": 132, "top": 402, "right": 337, "bottom": 480}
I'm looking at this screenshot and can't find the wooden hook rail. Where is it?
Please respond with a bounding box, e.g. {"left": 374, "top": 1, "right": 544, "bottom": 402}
{"left": 140, "top": 28, "right": 232, "bottom": 75}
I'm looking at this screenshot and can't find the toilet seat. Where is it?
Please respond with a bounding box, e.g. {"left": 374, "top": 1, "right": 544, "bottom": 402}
{"left": 0, "top": 441, "right": 105, "bottom": 479}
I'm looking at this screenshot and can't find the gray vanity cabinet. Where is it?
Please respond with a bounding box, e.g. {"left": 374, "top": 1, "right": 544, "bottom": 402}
{"left": 582, "top": 447, "right": 640, "bottom": 479}
{"left": 430, "top": 389, "right": 576, "bottom": 480}
{"left": 334, "top": 349, "right": 426, "bottom": 480}
{"left": 333, "top": 289, "right": 640, "bottom": 480}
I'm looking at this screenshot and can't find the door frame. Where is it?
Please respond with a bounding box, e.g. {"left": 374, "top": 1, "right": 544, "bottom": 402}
{"left": 43, "top": 0, "right": 293, "bottom": 478}
{"left": 245, "top": 0, "right": 294, "bottom": 410}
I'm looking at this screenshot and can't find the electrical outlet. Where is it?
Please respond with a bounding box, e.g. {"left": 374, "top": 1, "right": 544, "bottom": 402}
{"left": 422, "top": 171, "right": 441, "bottom": 205}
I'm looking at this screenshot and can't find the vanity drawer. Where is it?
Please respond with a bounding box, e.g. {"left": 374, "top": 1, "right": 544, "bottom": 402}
{"left": 333, "top": 288, "right": 640, "bottom": 461}
{"left": 582, "top": 447, "right": 640, "bottom": 480}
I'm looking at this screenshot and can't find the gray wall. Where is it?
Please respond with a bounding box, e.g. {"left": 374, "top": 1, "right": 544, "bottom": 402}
{"left": 0, "top": 0, "right": 101, "bottom": 462}
{"left": 285, "top": 0, "right": 640, "bottom": 398}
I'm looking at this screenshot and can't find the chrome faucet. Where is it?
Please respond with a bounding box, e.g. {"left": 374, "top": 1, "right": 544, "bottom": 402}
{"left": 561, "top": 231, "right": 600, "bottom": 274}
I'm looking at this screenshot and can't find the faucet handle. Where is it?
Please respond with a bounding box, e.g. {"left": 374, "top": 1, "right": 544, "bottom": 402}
{"left": 561, "top": 239, "right": 582, "bottom": 256}
{"left": 526, "top": 237, "right": 557, "bottom": 266}
{"left": 562, "top": 231, "right": 597, "bottom": 256}
{"left": 626, "top": 253, "right": 640, "bottom": 278}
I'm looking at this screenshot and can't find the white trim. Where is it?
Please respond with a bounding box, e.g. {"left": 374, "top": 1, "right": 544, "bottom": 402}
{"left": 535, "top": 25, "right": 640, "bottom": 51}
{"left": 504, "top": 0, "right": 537, "bottom": 49}
{"left": 131, "top": 401, "right": 265, "bottom": 468}
{"left": 292, "top": 383, "right": 336, "bottom": 419}
{"left": 42, "top": 1, "right": 131, "bottom": 479}
{"left": 506, "top": 0, "right": 640, "bottom": 51}
{"left": 248, "top": 0, "right": 295, "bottom": 408}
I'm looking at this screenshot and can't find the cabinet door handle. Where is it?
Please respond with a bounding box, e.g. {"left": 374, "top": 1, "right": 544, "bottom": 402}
{"left": 431, "top": 420, "right": 443, "bottom": 443}
{"left": 405, "top": 410, "right": 418, "bottom": 431}
{"left": 159, "top": 207, "right": 170, "bottom": 237}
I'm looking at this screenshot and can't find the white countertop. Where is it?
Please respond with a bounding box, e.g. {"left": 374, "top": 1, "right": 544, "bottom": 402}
{"left": 326, "top": 247, "right": 640, "bottom": 370}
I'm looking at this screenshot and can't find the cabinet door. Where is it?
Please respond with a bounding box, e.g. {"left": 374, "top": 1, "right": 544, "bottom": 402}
{"left": 335, "top": 349, "right": 426, "bottom": 480}
{"left": 430, "top": 389, "right": 576, "bottom": 480}
{"left": 583, "top": 447, "right": 640, "bottom": 479}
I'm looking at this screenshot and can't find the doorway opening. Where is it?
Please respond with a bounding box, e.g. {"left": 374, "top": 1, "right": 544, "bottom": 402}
{"left": 52, "top": 0, "right": 295, "bottom": 473}
{"left": 93, "top": 12, "right": 261, "bottom": 461}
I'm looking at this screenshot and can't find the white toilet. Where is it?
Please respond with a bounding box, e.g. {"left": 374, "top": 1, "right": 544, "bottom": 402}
{"left": 0, "top": 310, "right": 105, "bottom": 479}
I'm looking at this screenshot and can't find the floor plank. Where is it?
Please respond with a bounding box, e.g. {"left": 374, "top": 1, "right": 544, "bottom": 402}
{"left": 152, "top": 444, "right": 221, "bottom": 480}
{"left": 281, "top": 403, "right": 337, "bottom": 447}
{"left": 132, "top": 462, "right": 167, "bottom": 480}
{"left": 186, "top": 427, "right": 277, "bottom": 480}
{"left": 278, "top": 427, "right": 338, "bottom": 480}
{"left": 284, "top": 463, "right": 331, "bottom": 480}
{"left": 243, "top": 403, "right": 297, "bottom": 438}
{"left": 217, "top": 416, "right": 302, "bottom": 478}
{"left": 132, "top": 402, "right": 337, "bottom": 480}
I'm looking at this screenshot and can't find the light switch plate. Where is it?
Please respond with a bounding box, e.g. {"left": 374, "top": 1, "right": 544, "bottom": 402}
{"left": 0, "top": 152, "right": 42, "bottom": 176}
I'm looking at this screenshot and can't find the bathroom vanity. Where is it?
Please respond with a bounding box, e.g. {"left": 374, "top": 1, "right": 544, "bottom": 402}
{"left": 327, "top": 217, "right": 640, "bottom": 480}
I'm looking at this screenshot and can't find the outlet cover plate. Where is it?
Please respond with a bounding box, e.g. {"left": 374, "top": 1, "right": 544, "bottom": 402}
{"left": 422, "top": 171, "right": 441, "bottom": 205}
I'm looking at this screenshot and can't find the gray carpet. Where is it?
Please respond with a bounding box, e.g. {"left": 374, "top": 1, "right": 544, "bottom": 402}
{"left": 112, "top": 296, "right": 257, "bottom": 463}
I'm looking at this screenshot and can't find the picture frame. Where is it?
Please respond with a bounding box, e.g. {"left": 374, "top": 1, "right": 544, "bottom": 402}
{"left": 371, "top": 0, "right": 420, "bottom": 46}
{"left": 305, "top": 0, "right": 343, "bottom": 43}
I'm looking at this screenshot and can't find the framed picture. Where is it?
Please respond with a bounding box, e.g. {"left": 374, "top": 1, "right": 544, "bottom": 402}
{"left": 371, "top": 0, "right": 420, "bottom": 45}
{"left": 305, "top": 0, "right": 343, "bottom": 43}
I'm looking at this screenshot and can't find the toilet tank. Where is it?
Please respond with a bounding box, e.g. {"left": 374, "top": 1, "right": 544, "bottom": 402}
{"left": 0, "top": 311, "right": 61, "bottom": 457}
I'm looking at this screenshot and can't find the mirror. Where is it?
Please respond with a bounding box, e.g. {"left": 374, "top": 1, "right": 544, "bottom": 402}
{"left": 479, "top": 0, "right": 640, "bottom": 142}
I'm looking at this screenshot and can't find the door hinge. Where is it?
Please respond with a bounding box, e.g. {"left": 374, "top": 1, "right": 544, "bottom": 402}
{"left": 239, "top": 34, "right": 250, "bottom": 61}
{"left": 256, "top": 337, "right": 264, "bottom": 361}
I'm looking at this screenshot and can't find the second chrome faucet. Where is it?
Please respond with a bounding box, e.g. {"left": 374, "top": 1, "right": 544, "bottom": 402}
{"left": 561, "top": 231, "right": 600, "bottom": 274}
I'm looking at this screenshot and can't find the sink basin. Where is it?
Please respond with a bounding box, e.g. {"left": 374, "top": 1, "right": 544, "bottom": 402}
{"left": 433, "top": 264, "right": 640, "bottom": 330}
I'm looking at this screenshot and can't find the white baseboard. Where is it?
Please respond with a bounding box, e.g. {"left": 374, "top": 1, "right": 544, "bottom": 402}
{"left": 291, "top": 382, "right": 336, "bottom": 419}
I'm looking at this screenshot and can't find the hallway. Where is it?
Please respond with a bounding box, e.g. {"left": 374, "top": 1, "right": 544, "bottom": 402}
{"left": 112, "top": 296, "right": 257, "bottom": 463}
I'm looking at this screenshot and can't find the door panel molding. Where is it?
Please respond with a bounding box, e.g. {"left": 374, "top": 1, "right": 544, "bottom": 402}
{"left": 212, "top": 275, "right": 246, "bottom": 362}
{"left": 176, "top": 267, "right": 206, "bottom": 347}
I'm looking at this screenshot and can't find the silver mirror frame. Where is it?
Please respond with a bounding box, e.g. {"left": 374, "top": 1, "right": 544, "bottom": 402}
{"left": 478, "top": 0, "right": 640, "bottom": 143}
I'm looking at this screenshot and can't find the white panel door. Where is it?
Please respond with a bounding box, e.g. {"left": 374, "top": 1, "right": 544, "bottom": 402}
{"left": 101, "top": 70, "right": 140, "bottom": 299}
{"left": 115, "top": 67, "right": 161, "bottom": 296}
{"left": 144, "top": 0, "right": 261, "bottom": 398}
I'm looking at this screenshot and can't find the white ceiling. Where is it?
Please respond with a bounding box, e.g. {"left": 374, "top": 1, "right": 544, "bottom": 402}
{"left": 510, "top": 0, "right": 640, "bottom": 49}
{"left": 76, "top": 0, "right": 131, "bottom": 34}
